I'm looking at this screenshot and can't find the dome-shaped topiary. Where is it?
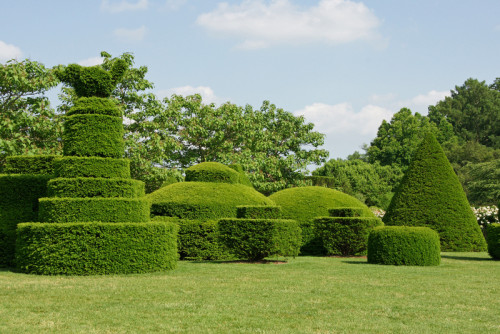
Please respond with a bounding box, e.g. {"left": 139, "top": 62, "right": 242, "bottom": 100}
{"left": 185, "top": 162, "right": 242, "bottom": 184}
{"left": 148, "top": 181, "right": 275, "bottom": 220}
{"left": 383, "top": 133, "right": 487, "bottom": 251}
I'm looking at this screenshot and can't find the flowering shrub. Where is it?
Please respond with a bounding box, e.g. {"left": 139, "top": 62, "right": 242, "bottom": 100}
{"left": 370, "top": 207, "right": 386, "bottom": 219}
{"left": 472, "top": 206, "right": 499, "bottom": 235}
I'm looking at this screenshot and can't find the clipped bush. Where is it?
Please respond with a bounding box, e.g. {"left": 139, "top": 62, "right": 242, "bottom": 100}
{"left": 486, "top": 223, "right": 500, "bottom": 259}
{"left": 4, "top": 155, "right": 57, "bottom": 175}
{"left": 38, "top": 197, "right": 150, "bottom": 223}
{"left": 63, "top": 114, "right": 124, "bottom": 158}
{"left": 367, "top": 226, "right": 441, "bottom": 266}
{"left": 149, "top": 182, "right": 274, "bottom": 220}
{"left": 228, "top": 164, "right": 253, "bottom": 187}
{"left": 54, "top": 156, "right": 130, "bottom": 179}
{"left": 314, "top": 217, "right": 383, "bottom": 256}
{"left": 0, "top": 174, "right": 51, "bottom": 267}
{"left": 16, "top": 221, "right": 178, "bottom": 275}
{"left": 153, "top": 216, "right": 232, "bottom": 260}
{"left": 269, "top": 186, "right": 375, "bottom": 255}
{"left": 67, "top": 97, "right": 122, "bottom": 117}
{"left": 218, "top": 218, "right": 301, "bottom": 261}
{"left": 48, "top": 177, "right": 145, "bottom": 198}
{"left": 237, "top": 205, "right": 282, "bottom": 219}
{"left": 328, "top": 207, "right": 364, "bottom": 217}
{"left": 383, "top": 133, "right": 486, "bottom": 251}
{"left": 185, "top": 162, "right": 241, "bottom": 184}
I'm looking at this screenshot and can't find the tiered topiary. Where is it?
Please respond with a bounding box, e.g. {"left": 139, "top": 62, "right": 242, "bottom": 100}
{"left": 218, "top": 205, "right": 301, "bottom": 261}
{"left": 269, "top": 186, "right": 375, "bottom": 255}
{"left": 0, "top": 155, "right": 57, "bottom": 267}
{"left": 15, "top": 61, "right": 178, "bottom": 275}
{"left": 383, "top": 133, "right": 486, "bottom": 251}
{"left": 314, "top": 207, "right": 383, "bottom": 256}
{"left": 367, "top": 226, "right": 441, "bottom": 266}
{"left": 486, "top": 223, "right": 500, "bottom": 259}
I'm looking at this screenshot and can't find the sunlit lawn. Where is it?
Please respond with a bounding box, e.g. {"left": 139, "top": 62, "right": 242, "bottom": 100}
{"left": 1, "top": 253, "right": 498, "bottom": 333}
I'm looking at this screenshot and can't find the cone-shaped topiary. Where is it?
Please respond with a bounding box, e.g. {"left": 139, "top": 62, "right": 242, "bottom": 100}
{"left": 383, "top": 133, "right": 486, "bottom": 251}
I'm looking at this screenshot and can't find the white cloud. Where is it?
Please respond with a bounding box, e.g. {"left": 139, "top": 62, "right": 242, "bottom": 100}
{"left": 196, "top": 0, "right": 382, "bottom": 49}
{"left": 78, "top": 57, "right": 104, "bottom": 66}
{"left": 101, "top": 0, "right": 148, "bottom": 13}
{"left": 409, "top": 90, "right": 450, "bottom": 108}
{"left": 165, "top": 0, "right": 187, "bottom": 11}
{"left": 0, "top": 40, "right": 22, "bottom": 62}
{"left": 157, "top": 85, "right": 227, "bottom": 105}
{"left": 113, "top": 26, "right": 147, "bottom": 42}
{"left": 368, "top": 90, "right": 451, "bottom": 115}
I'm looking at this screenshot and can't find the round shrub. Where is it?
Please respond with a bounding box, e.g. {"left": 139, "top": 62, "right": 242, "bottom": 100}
{"left": 67, "top": 97, "right": 122, "bottom": 117}
{"left": 63, "top": 114, "right": 124, "bottom": 158}
{"left": 38, "top": 197, "right": 150, "bottom": 223}
{"left": 54, "top": 157, "right": 130, "bottom": 179}
{"left": 47, "top": 177, "right": 145, "bottom": 198}
{"left": 15, "top": 221, "right": 178, "bottom": 275}
{"left": 185, "top": 162, "right": 241, "bottom": 184}
{"left": 486, "top": 223, "right": 500, "bottom": 259}
{"left": 269, "top": 186, "right": 375, "bottom": 254}
{"left": 228, "top": 164, "right": 253, "bottom": 187}
{"left": 367, "top": 226, "right": 441, "bottom": 266}
{"left": 148, "top": 182, "right": 274, "bottom": 220}
{"left": 4, "top": 155, "right": 57, "bottom": 175}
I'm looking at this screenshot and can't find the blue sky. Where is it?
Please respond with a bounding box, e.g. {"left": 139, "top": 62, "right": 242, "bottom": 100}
{"left": 1, "top": 0, "right": 499, "bottom": 161}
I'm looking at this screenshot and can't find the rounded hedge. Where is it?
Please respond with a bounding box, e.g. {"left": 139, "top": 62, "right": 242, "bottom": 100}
{"left": 16, "top": 221, "right": 178, "bottom": 275}
{"left": 63, "top": 114, "right": 124, "bottom": 158}
{"left": 236, "top": 205, "right": 282, "bottom": 219}
{"left": 185, "top": 162, "right": 241, "bottom": 184}
{"left": 269, "top": 186, "right": 375, "bottom": 254}
{"left": 48, "top": 177, "right": 145, "bottom": 198}
{"left": 54, "top": 157, "right": 130, "bottom": 179}
{"left": 4, "top": 155, "right": 57, "bottom": 175}
{"left": 148, "top": 182, "right": 274, "bottom": 220}
{"left": 367, "top": 226, "right": 441, "bottom": 266}
{"left": 67, "top": 97, "right": 122, "bottom": 117}
{"left": 486, "top": 223, "right": 500, "bottom": 259}
{"left": 38, "top": 197, "right": 150, "bottom": 223}
{"left": 228, "top": 164, "right": 253, "bottom": 187}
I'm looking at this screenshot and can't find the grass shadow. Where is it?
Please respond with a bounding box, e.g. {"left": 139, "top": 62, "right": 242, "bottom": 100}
{"left": 341, "top": 260, "right": 369, "bottom": 265}
{"left": 187, "top": 259, "right": 288, "bottom": 265}
{"left": 441, "top": 255, "right": 494, "bottom": 262}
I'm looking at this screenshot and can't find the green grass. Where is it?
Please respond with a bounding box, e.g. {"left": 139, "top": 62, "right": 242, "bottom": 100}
{"left": 0, "top": 253, "right": 499, "bottom": 333}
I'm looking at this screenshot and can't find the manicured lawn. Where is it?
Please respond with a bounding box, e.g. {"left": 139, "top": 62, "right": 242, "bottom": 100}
{"left": 1, "top": 253, "right": 498, "bottom": 333}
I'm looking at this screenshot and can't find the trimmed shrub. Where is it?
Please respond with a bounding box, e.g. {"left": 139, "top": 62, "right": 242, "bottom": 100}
{"left": 63, "top": 114, "right": 124, "bottom": 158}
{"left": 0, "top": 174, "right": 51, "bottom": 267}
{"left": 228, "top": 164, "right": 253, "bottom": 187}
{"left": 38, "top": 197, "right": 150, "bottom": 223}
{"left": 54, "top": 157, "right": 130, "bottom": 178}
{"left": 328, "top": 207, "right": 364, "bottom": 218}
{"left": 314, "top": 217, "right": 383, "bottom": 256}
{"left": 149, "top": 182, "right": 274, "bottom": 220}
{"left": 185, "top": 162, "right": 241, "bottom": 184}
{"left": 486, "top": 223, "right": 500, "bottom": 259}
{"left": 67, "top": 97, "right": 122, "bottom": 117}
{"left": 16, "top": 221, "right": 178, "bottom": 275}
{"left": 367, "top": 226, "right": 441, "bottom": 266}
{"left": 237, "top": 205, "right": 282, "bottom": 219}
{"left": 383, "top": 133, "right": 486, "bottom": 251}
{"left": 153, "top": 216, "right": 232, "bottom": 260}
{"left": 4, "top": 155, "right": 57, "bottom": 175}
{"left": 218, "top": 218, "right": 302, "bottom": 261}
{"left": 48, "top": 177, "right": 145, "bottom": 198}
{"left": 269, "top": 186, "right": 375, "bottom": 255}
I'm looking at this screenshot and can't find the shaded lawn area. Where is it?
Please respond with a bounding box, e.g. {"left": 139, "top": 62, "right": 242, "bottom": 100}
{"left": 0, "top": 253, "right": 498, "bottom": 333}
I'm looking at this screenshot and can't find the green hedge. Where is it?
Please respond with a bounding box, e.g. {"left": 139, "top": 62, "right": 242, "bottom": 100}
{"left": 328, "top": 207, "right": 364, "bottom": 218}
{"left": 149, "top": 182, "right": 274, "bottom": 220}
{"left": 38, "top": 197, "right": 150, "bottom": 223}
{"left": 486, "top": 223, "right": 500, "bottom": 259}
{"left": 48, "top": 177, "right": 145, "bottom": 198}
{"left": 63, "top": 114, "right": 124, "bottom": 158}
{"left": 67, "top": 97, "right": 122, "bottom": 117}
{"left": 314, "top": 217, "right": 383, "bottom": 256}
{"left": 228, "top": 164, "right": 253, "bottom": 187}
{"left": 236, "top": 205, "right": 282, "bottom": 219}
{"left": 367, "top": 226, "right": 441, "bottom": 266}
{"left": 269, "top": 186, "right": 375, "bottom": 255}
{"left": 185, "top": 162, "right": 241, "bottom": 184}
{"left": 16, "top": 221, "right": 178, "bottom": 275}
{"left": 4, "top": 155, "right": 57, "bottom": 175}
{"left": 152, "top": 216, "right": 232, "bottom": 260}
{"left": 54, "top": 157, "right": 130, "bottom": 178}
{"left": 0, "top": 174, "right": 51, "bottom": 267}
{"left": 218, "top": 218, "right": 301, "bottom": 261}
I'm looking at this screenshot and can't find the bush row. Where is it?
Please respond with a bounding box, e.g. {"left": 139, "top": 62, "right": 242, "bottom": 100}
{"left": 236, "top": 205, "right": 282, "bottom": 219}
{"left": 4, "top": 155, "right": 57, "bottom": 175}
{"left": 48, "top": 177, "right": 145, "bottom": 198}
{"left": 67, "top": 97, "right": 122, "bottom": 117}
{"left": 487, "top": 223, "right": 500, "bottom": 259}
{"left": 38, "top": 197, "right": 150, "bottom": 223}
{"left": 54, "top": 156, "right": 130, "bottom": 178}
{"left": 15, "top": 221, "right": 178, "bottom": 275}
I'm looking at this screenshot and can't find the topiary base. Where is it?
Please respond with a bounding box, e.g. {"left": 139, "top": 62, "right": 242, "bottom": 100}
{"left": 15, "top": 221, "right": 178, "bottom": 275}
